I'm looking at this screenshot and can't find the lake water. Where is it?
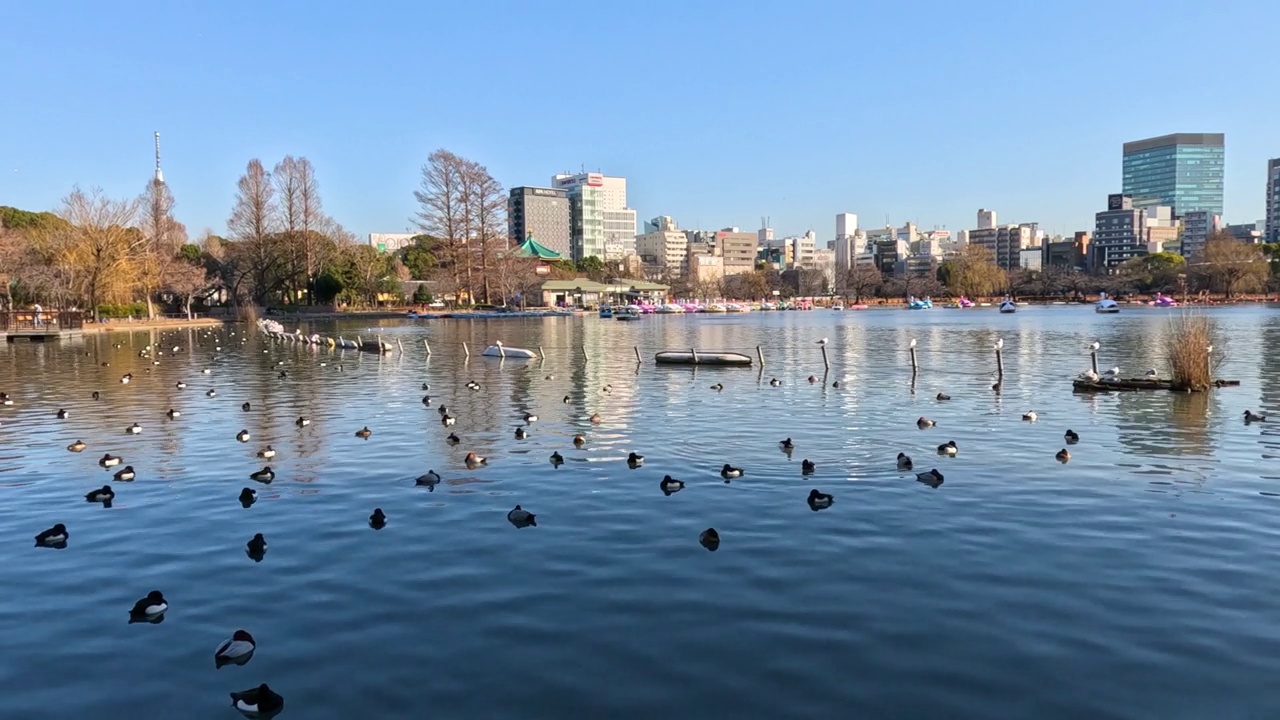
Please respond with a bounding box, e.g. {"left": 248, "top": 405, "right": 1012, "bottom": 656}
{"left": 4, "top": 306, "right": 1280, "bottom": 719}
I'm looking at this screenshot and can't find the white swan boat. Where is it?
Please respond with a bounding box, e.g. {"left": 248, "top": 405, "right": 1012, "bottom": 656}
{"left": 998, "top": 299, "right": 1017, "bottom": 314}
{"left": 1096, "top": 298, "right": 1120, "bottom": 314}
{"left": 481, "top": 341, "right": 538, "bottom": 359}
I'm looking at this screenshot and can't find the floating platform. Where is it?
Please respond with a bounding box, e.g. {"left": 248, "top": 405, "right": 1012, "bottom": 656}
{"left": 655, "top": 351, "right": 753, "bottom": 366}
{"left": 1072, "top": 378, "right": 1239, "bottom": 393}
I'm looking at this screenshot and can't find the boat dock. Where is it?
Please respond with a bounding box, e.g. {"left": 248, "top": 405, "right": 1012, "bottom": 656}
{"left": 1, "top": 310, "right": 85, "bottom": 342}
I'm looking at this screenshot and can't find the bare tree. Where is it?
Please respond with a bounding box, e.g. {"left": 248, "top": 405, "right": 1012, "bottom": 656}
{"left": 414, "top": 150, "right": 469, "bottom": 299}
{"left": 163, "top": 260, "right": 209, "bottom": 319}
{"left": 843, "top": 263, "right": 882, "bottom": 303}
{"left": 138, "top": 177, "right": 187, "bottom": 318}
{"left": 462, "top": 159, "right": 506, "bottom": 304}
{"left": 29, "top": 188, "right": 142, "bottom": 321}
{"left": 273, "top": 156, "right": 329, "bottom": 303}
{"left": 227, "top": 160, "right": 282, "bottom": 307}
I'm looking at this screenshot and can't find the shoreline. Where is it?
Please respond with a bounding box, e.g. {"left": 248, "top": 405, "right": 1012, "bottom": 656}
{"left": 81, "top": 317, "right": 230, "bottom": 333}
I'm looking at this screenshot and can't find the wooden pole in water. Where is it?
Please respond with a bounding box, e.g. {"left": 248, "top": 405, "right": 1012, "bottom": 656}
{"left": 357, "top": 335, "right": 363, "bottom": 348}
{"left": 634, "top": 346, "right": 641, "bottom": 363}
{"left": 909, "top": 347, "right": 918, "bottom": 374}
{"left": 499, "top": 344, "right": 506, "bottom": 358}
{"left": 424, "top": 339, "right": 432, "bottom": 355}
{"left": 995, "top": 347, "right": 1004, "bottom": 381}
{"left": 462, "top": 342, "right": 470, "bottom": 358}
{"left": 582, "top": 345, "right": 589, "bottom": 360}
{"left": 691, "top": 348, "right": 699, "bottom": 364}
{"left": 396, "top": 338, "right": 404, "bottom": 353}
{"left": 1090, "top": 351, "right": 1098, "bottom": 375}
{"left": 821, "top": 344, "right": 830, "bottom": 370}
{"left": 538, "top": 345, "right": 545, "bottom": 359}
{"left": 756, "top": 345, "right": 765, "bottom": 367}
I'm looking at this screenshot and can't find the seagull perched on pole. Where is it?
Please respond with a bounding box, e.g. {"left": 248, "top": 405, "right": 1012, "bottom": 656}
{"left": 994, "top": 338, "right": 1004, "bottom": 350}
{"left": 1088, "top": 341, "right": 1100, "bottom": 351}
{"left": 816, "top": 338, "right": 828, "bottom": 346}
{"left": 909, "top": 338, "right": 917, "bottom": 349}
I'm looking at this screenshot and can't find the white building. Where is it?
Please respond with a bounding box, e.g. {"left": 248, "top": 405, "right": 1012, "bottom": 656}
{"left": 811, "top": 249, "right": 837, "bottom": 292}
{"left": 834, "top": 213, "right": 858, "bottom": 273}
{"left": 551, "top": 172, "right": 637, "bottom": 262}
{"left": 369, "top": 233, "right": 416, "bottom": 253}
{"left": 636, "top": 215, "right": 689, "bottom": 278}
{"left": 977, "top": 209, "right": 998, "bottom": 230}
{"left": 790, "top": 230, "right": 817, "bottom": 268}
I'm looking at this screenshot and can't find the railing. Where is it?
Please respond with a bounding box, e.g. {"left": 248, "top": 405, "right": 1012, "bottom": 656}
{"left": 0, "top": 310, "right": 85, "bottom": 333}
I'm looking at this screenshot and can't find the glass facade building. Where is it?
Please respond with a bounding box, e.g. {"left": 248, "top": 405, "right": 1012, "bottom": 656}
{"left": 1121, "top": 133, "right": 1224, "bottom": 216}
{"left": 1266, "top": 158, "right": 1280, "bottom": 245}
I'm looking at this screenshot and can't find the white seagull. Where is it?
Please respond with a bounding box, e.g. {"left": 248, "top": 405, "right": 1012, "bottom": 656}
{"left": 1088, "top": 341, "right": 1100, "bottom": 351}
{"left": 816, "top": 338, "right": 828, "bottom": 346}
{"left": 994, "top": 338, "right": 1004, "bottom": 350}
{"left": 909, "top": 338, "right": 917, "bottom": 349}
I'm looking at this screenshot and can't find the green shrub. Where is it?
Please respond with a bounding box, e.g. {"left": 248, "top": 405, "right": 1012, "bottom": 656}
{"left": 97, "top": 302, "right": 148, "bottom": 319}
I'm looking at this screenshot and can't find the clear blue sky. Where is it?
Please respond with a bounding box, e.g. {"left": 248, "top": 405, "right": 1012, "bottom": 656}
{"left": 2, "top": 0, "right": 1276, "bottom": 241}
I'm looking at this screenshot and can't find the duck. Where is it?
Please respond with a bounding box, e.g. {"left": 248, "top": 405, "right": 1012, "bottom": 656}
{"left": 166, "top": 408, "right": 180, "bottom": 419}
{"left": 769, "top": 378, "right": 782, "bottom": 387}
{"left": 660, "top": 475, "right": 684, "bottom": 494}
{"left": 355, "top": 426, "right": 372, "bottom": 438}
{"left": 590, "top": 413, "right": 602, "bottom": 424}
{"left": 1244, "top": 410, "right": 1267, "bottom": 423}
{"left": 421, "top": 383, "right": 431, "bottom": 391}
{"left": 421, "top": 395, "right": 432, "bottom": 406}
{"left": 99, "top": 453, "right": 122, "bottom": 468}
{"left": 67, "top": 440, "right": 86, "bottom": 453}
{"left": 807, "top": 489, "right": 834, "bottom": 510}
{"left": 936, "top": 392, "right": 951, "bottom": 401}
{"left": 710, "top": 383, "right": 723, "bottom": 391}
{"left": 1056, "top": 448, "right": 1071, "bottom": 463}
{"left": 917, "top": 417, "right": 936, "bottom": 429}
{"left": 507, "top": 505, "right": 537, "bottom": 528}
{"left": 514, "top": 427, "right": 528, "bottom": 440}
{"left": 897, "top": 452, "right": 914, "bottom": 470}
{"left": 257, "top": 446, "right": 276, "bottom": 459}
{"left": 523, "top": 412, "right": 538, "bottom": 423}
{"left": 242, "top": 402, "right": 252, "bottom": 412}
{"left": 278, "top": 371, "right": 288, "bottom": 379}
{"left": 573, "top": 434, "right": 585, "bottom": 447}
{"left": 415, "top": 470, "right": 442, "bottom": 488}
{"left": 699, "top": 528, "right": 720, "bottom": 551}
{"left": 545, "top": 375, "right": 555, "bottom": 380}
{"left": 1022, "top": 411, "right": 1038, "bottom": 422}
{"left": 779, "top": 437, "right": 794, "bottom": 450}
{"left": 465, "top": 452, "right": 487, "bottom": 468}
{"left": 35, "top": 523, "right": 69, "bottom": 547}
{"left": 832, "top": 381, "right": 841, "bottom": 388}
{"left": 563, "top": 395, "right": 571, "bottom": 404}
{"left": 446, "top": 432, "right": 461, "bottom": 445}
{"left": 602, "top": 384, "right": 613, "bottom": 394}
{"left": 214, "top": 630, "right": 256, "bottom": 667}
{"left": 56, "top": 408, "right": 68, "bottom": 419}
{"left": 0, "top": 392, "right": 11, "bottom": 405}
{"left": 113, "top": 466, "right": 136, "bottom": 482}
{"left": 126, "top": 423, "right": 142, "bottom": 435}
{"left": 92, "top": 391, "right": 100, "bottom": 400}
{"left": 627, "top": 452, "right": 644, "bottom": 468}
{"left": 369, "top": 508, "right": 387, "bottom": 529}
{"left": 1064, "top": 429, "right": 1080, "bottom": 444}
{"left": 441, "top": 414, "right": 456, "bottom": 427}
{"left": 239, "top": 488, "right": 257, "bottom": 507}
{"left": 801, "top": 459, "right": 816, "bottom": 475}
{"left": 206, "top": 389, "right": 217, "bottom": 397}
{"left": 549, "top": 451, "right": 564, "bottom": 467}
{"left": 916, "top": 469, "right": 945, "bottom": 488}
{"left": 236, "top": 429, "right": 251, "bottom": 443}
{"left": 466, "top": 380, "right": 480, "bottom": 391}
{"left": 720, "top": 464, "right": 743, "bottom": 480}
{"left": 129, "top": 590, "right": 168, "bottom": 621}
{"left": 85, "top": 485, "right": 115, "bottom": 503}
{"left": 937, "top": 440, "right": 958, "bottom": 456}
{"left": 438, "top": 405, "right": 449, "bottom": 416}
{"left": 250, "top": 467, "right": 274, "bottom": 483}
{"left": 229, "top": 684, "right": 284, "bottom": 717}
{"left": 246, "top": 533, "right": 267, "bottom": 558}
{"left": 120, "top": 373, "right": 132, "bottom": 384}
{"left": 295, "top": 417, "right": 310, "bottom": 427}
{"left": 807, "top": 375, "right": 819, "bottom": 384}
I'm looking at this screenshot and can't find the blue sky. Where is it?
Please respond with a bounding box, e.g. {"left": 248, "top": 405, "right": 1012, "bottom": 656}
{"left": 2, "top": 0, "right": 1276, "bottom": 241}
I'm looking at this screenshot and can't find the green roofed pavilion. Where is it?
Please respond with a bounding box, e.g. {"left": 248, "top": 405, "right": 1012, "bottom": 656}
{"left": 514, "top": 236, "right": 563, "bottom": 260}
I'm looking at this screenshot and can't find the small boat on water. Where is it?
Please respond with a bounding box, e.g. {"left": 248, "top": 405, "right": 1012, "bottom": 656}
{"left": 598, "top": 305, "right": 614, "bottom": 318}
{"left": 908, "top": 296, "right": 933, "bottom": 310}
{"left": 657, "top": 304, "right": 685, "bottom": 314}
{"left": 615, "top": 306, "right": 642, "bottom": 321}
{"left": 948, "top": 295, "right": 974, "bottom": 309}
{"left": 999, "top": 298, "right": 1017, "bottom": 314}
{"left": 481, "top": 341, "right": 538, "bottom": 359}
{"left": 726, "top": 303, "right": 749, "bottom": 313}
{"left": 706, "top": 303, "right": 728, "bottom": 313}
{"left": 1096, "top": 293, "right": 1120, "bottom": 314}
{"left": 1151, "top": 292, "right": 1179, "bottom": 308}
{"left": 655, "top": 350, "right": 753, "bottom": 366}
{"left": 831, "top": 303, "right": 844, "bottom": 311}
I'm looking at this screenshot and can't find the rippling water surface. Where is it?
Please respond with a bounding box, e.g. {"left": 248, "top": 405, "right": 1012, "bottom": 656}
{"left": 4, "top": 306, "right": 1280, "bottom": 718}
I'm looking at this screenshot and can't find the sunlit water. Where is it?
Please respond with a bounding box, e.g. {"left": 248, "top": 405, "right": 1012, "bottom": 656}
{"left": 4, "top": 306, "right": 1280, "bottom": 718}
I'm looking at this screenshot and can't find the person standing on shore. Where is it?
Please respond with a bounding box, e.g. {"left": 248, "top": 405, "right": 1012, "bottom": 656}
{"left": 32, "top": 302, "right": 43, "bottom": 327}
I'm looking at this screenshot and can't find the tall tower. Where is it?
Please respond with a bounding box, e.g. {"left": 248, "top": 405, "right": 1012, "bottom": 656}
{"left": 153, "top": 131, "right": 164, "bottom": 184}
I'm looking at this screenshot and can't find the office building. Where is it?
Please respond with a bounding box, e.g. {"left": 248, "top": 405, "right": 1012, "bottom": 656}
{"left": 635, "top": 215, "right": 689, "bottom": 278}
{"left": 1267, "top": 158, "right": 1280, "bottom": 244}
{"left": 368, "top": 233, "right": 416, "bottom": 253}
{"left": 834, "top": 213, "right": 858, "bottom": 273}
{"left": 715, "top": 229, "right": 758, "bottom": 274}
{"left": 758, "top": 220, "right": 774, "bottom": 248}
{"left": 1042, "top": 232, "right": 1090, "bottom": 269}
{"left": 551, "top": 172, "right": 637, "bottom": 262}
{"left": 968, "top": 224, "right": 1034, "bottom": 271}
{"left": 977, "top": 209, "right": 998, "bottom": 230}
{"left": 1179, "top": 210, "right": 1220, "bottom": 259}
{"left": 508, "top": 187, "right": 571, "bottom": 258}
{"left": 1019, "top": 249, "right": 1043, "bottom": 271}
{"left": 790, "top": 231, "right": 818, "bottom": 268}
{"left": 1224, "top": 222, "right": 1263, "bottom": 243}
{"left": 1122, "top": 133, "right": 1225, "bottom": 216}
{"left": 1092, "top": 194, "right": 1149, "bottom": 269}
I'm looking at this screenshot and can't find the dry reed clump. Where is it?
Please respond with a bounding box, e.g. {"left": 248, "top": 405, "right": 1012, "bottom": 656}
{"left": 1166, "top": 314, "right": 1219, "bottom": 391}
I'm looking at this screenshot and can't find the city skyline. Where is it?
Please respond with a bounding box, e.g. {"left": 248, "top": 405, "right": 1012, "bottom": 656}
{"left": 1, "top": 2, "right": 1277, "bottom": 240}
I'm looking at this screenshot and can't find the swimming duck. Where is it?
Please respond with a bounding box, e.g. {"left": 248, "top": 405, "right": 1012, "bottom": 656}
{"left": 176, "top": 381, "right": 187, "bottom": 389}
{"left": 369, "top": 508, "right": 386, "bottom": 529}
{"left": 507, "top": 505, "right": 537, "bottom": 528}
{"left": 99, "top": 453, "right": 122, "bottom": 468}
{"left": 807, "top": 489, "right": 834, "bottom": 510}
{"left": 779, "top": 438, "right": 794, "bottom": 450}
{"left": 563, "top": 395, "right": 571, "bottom": 404}
{"left": 120, "top": 374, "right": 132, "bottom": 384}
{"left": 549, "top": 452, "right": 564, "bottom": 467}
{"left": 937, "top": 441, "right": 958, "bottom": 456}
{"left": 1244, "top": 410, "right": 1267, "bottom": 423}
{"left": 67, "top": 440, "right": 86, "bottom": 453}
{"left": 524, "top": 412, "right": 538, "bottom": 423}
{"left": 710, "top": 383, "right": 723, "bottom": 391}
{"left": 438, "top": 406, "right": 449, "bottom": 416}
{"left": 602, "top": 384, "right": 613, "bottom": 394}
{"left": 660, "top": 475, "right": 684, "bottom": 494}
{"left": 236, "top": 429, "right": 251, "bottom": 443}
{"left": 230, "top": 683, "right": 284, "bottom": 717}
{"left": 465, "top": 452, "right": 487, "bottom": 468}
{"left": 1064, "top": 429, "right": 1079, "bottom": 444}
{"left": 242, "top": 402, "right": 251, "bottom": 412}
{"left": 35, "top": 523, "right": 69, "bottom": 547}
{"left": 936, "top": 392, "right": 951, "bottom": 401}
{"left": 126, "top": 423, "right": 142, "bottom": 435}
{"left": 770, "top": 378, "right": 781, "bottom": 387}
{"left": 441, "top": 414, "right": 456, "bottom": 427}
{"left": 1055, "top": 448, "right": 1071, "bottom": 463}
{"left": 101, "top": 362, "right": 110, "bottom": 367}
{"left": 807, "top": 375, "right": 818, "bottom": 384}
{"left": 250, "top": 467, "right": 274, "bottom": 483}
{"left": 897, "top": 452, "right": 913, "bottom": 470}
{"left": 129, "top": 590, "right": 168, "bottom": 621}
{"left": 421, "top": 383, "right": 431, "bottom": 391}
{"left": 239, "top": 488, "right": 257, "bottom": 507}
{"left": 355, "top": 426, "right": 372, "bottom": 438}
{"left": 917, "top": 417, "right": 936, "bottom": 429}
{"left": 466, "top": 381, "right": 480, "bottom": 391}
{"left": 514, "top": 427, "right": 528, "bottom": 440}
{"left": 916, "top": 469, "right": 945, "bottom": 488}
{"left": 802, "top": 459, "right": 816, "bottom": 475}
{"left": 207, "top": 389, "right": 217, "bottom": 397}
{"left": 257, "top": 446, "right": 276, "bottom": 459}
{"left": 214, "top": 630, "right": 256, "bottom": 668}
{"left": 1022, "top": 411, "right": 1038, "bottom": 422}
{"left": 246, "top": 533, "right": 267, "bottom": 559}
{"left": 446, "top": 432, "right": 461, "bottom": 445}
{"left": 421, "top": 395, "right": 432, "bottom": 406}
{"left": 545, "top": 375, "right": 555, "bottom": 380}
{"left": 295, "top": 417, "right": 310, "bottom": 427}
{"left": 92, "top": 391, "right": 100, "bottom": 400}
{"left": 415, "top": 470, "right": 442, "bottom": 488}
{"left": 0, "top": 392, "right": 12, "bottom": 405}
{"left": 166, "top": 408, "right": 180, "bottom": 419}
{"left": 590, "top": 413, "right": 602, "bottom": 424}
{"left": 573, "top": 434, "right": 585, "bottom": 447}
{"left": 699, "top": 528, "right": 720, "bottom": 551}
{"left": 278, "top": 371, "right": 288, "bottom": 379}
{"left": 720, "top": 464, "right": 743, "bottom": 480}
{"left": 56, "top": 408, "right": 68, "bottom": 419}
{"left": 627, "top": 452, "right": 644, "bottom": 468}
{"left": 832, "top": 381, "right": 841, "bottom": 388}
{"left": 85, "top": 485, "right": 115, "bottom": 503}
{"left": 113, "top": 466, "right": 136, "bottom": 482}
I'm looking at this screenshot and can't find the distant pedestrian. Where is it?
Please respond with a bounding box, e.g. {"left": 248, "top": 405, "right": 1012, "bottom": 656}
{"left": 32, "top": 303, "right": 43, "bottom": 327}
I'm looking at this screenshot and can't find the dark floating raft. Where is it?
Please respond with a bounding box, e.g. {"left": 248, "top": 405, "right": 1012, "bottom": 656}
{"left": 1072, "top": 378, "right": 1239, "bottom": 393}
{"left": 655, "top": 351, "right": 753, "bottom": 366}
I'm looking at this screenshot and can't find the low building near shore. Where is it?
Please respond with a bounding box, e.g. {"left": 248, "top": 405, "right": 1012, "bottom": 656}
{"left": 540, "top": 279, "right": 669, "bottom": 307}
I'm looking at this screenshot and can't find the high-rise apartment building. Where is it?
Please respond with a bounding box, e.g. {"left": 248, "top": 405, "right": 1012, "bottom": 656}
{"left": 635, "top": 215, "right": 688, "bottom": 278}
{"left": 1092, "top": 194, "right": 1150, "bottom": 269}
{"left": 834, "top": 213, "right": 858, "bottom": 273}
{"left": 551, "top": 172, "right": 637, "bottom": 262}
{"left": 508, "top": 187, "right": 571, "bottom": 258}
{"left": 1179, "top": 210, "right": 1221, "bottom": 259}
{"left": 968, "top": 224, "right": 1033, "bottom": 271}
{"left": 1266, "top": 158, "right": 1280, "bottom": 244}
{"left": 715, "top": 229, "right": 758, "bottom": 275}
{"left": 977, "top": 209, "right": 997, "bottom": 230}
{"left": 1122, "top": 133, "right": 1225, "bottom": 216}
